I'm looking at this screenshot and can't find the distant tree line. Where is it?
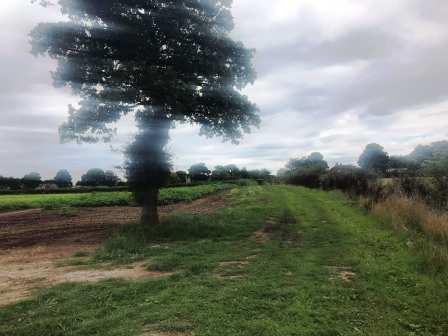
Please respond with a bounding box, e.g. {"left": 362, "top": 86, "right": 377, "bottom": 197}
{"left": 356, "top": 141, "right": 448, "bottom": 178}
{"left": 77, "top": 169, "right": 122, "bottom": 187}
{"left": 0, "top": 169, "right": 122, "bottom": 191}
{"left": 184, "top": 163, "right": 272, "bottom": 183}
{"left": 279, "top": 140, "right": 448, "bottom": 196}
{"left": 167, "top": 163, "right": 272, "bottom": 185}
{"left": 0, "top": 163, "right": 271, "bottom": 192}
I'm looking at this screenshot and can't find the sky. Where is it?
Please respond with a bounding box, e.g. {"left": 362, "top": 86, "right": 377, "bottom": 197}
{"left": 1, "top": 0, "right": 448, "bottom": 181}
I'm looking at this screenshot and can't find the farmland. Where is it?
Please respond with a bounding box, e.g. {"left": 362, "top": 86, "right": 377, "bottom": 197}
{"left": 0, "top": 183, "right": 234, "bottom": 212}
{"left": 0, "top": 185, "right": 447, "bottom": 335}
{"left": 3, "top": 1, "right": 448, "bottom": 335}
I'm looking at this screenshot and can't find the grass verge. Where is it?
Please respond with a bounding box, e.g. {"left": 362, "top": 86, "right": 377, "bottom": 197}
{"left": 372, "top": 194, "right": 448, "bottom": 271}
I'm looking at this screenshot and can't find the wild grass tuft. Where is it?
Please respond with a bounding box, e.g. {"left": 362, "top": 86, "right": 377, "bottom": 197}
{"left": 373, "top": 195, "right": 448, "bottom": 243}
{"left": 372, "top": 194, "right": 448, "bottom": 270}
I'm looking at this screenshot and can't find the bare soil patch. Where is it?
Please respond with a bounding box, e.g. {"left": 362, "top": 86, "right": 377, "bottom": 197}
{"left": 326, "top": 266, "right": 356, "bottom": 283}
{"left": 0, "top": 245, "right": 168, "bottom": 307}
{"left": 0, "top": 192, "right": 227, "bottom": 250}
{"left": 0, "top": 208, "right": 43, "bottom": 219}
{"left": 214, "top": 258, "right": 253, "bottom": 280}
{"left": 253, "top": 215, "right": 302, "bottom": 244}
{"left": 253, "top": 228, "right": 271, "bottom": 244}
{"left": 0, "top": 193, "right": 227, "bottom": 306}
{"left": 218, "top": 260, "right": 250, "bottom": 268}
{"left": 0, "top": 207, "right": 140, "bottom": 250}
{"left": 160, "top": 192, "right": 227, "bottom": 216}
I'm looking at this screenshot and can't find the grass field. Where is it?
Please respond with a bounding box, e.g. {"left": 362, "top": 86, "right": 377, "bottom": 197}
{"left": 1, "top": 185, "right": 447, "bottom": 335}
{"left": 0, "top": 183, "right": 233, "bottom": 212}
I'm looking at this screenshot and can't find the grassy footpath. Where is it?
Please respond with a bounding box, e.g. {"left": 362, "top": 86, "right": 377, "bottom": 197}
{"left": 1, "top": 186, "right": 447, "bottom": 335}
{"left": 0, "top": 183, "right": 233, "bottom": 212}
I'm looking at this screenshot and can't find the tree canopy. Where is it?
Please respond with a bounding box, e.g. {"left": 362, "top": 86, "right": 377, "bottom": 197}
{"left": 408, "top": 141, "right": 448, "bottom": 165}
{"left": 54, "top": 169, "right": 73, "bottom": 188}
{"left": 32, "top": 0, "right": 259, "bottom": 226}
{"left": 104, "top": 170, "right": 120, "bottom": 186}
{"left": 79, "top": 168, "right": 106, "bottom": 186}
{"left": 189, "top": 163, "right": 211, "bottom": 182}
{"left": 281, "top": 152, "right": 329, "bottom": 188}
{"left": 285, "top": 152, "right": 329, "bottom": 172}
{"left": 22, "top": 172, "right": 42, "bottom": 189}
{"left": 211, "top": 164, "right": 240, "bottom": 180}
{"left": 358, "top": 143, "right": 389, "bottom": 174}
{"left": 31, "top": 0, "right": 259, "bottom": 143}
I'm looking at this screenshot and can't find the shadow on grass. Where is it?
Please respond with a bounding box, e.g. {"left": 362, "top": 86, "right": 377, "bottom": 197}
{"left": 93, "top": 199, "right": 268, "bottom": 266}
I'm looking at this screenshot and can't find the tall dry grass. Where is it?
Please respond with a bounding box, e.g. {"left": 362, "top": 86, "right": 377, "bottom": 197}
{"left": 372, "top": 194, "right": 448, "bottom": 270}
{"left": 372, "top": 195, "right": 448, "bottom": 243}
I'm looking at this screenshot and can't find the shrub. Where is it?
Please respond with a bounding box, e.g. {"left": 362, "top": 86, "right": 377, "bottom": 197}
{"left": 54, "top": 169, "right": 73, "bottom": 188}
{"left": 431, "top": 176, "right": 448, "bottom": 209}
{"left": 394, "top": 177, "right": 448, "bottom": 210}
{"left": 321, "top": 165, "right": 371, "bottom": 195}
{"left": 0, "top": 176, "right": 22, "bottom": 191}
{"left": 188, "top": 163, "right": 211, "bottom": 182}
{"left": 281, "top": 152, "right": 329, "bottom": 188}
{"left": 22, "top": 172, "right": 42, "bottom": 189}
{"left": 286, "top": 167, "right": 324, "bottom": 188}
{"left": 228, "top": 179, "right": 257, "bottom": 187}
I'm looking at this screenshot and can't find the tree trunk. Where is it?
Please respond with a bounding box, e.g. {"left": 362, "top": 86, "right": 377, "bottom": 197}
{"left": 126, "top": 106, "right": 171, "bottom": 228}
{"left": 141, "top": 187, "right": 160, "bottom": 226}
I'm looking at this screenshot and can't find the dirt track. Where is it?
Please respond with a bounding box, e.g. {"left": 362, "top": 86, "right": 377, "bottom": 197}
{"left": 0, "top": 193, "right": 227, "bottom": 249}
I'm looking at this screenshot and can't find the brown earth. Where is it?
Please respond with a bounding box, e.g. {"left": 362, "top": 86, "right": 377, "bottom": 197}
{"left": 326, "top": 266, "right": 357, "bottom": 283}
{"left": 0, "top": 192, "right": 227, "bottom": 250}
{"left": 0, "top": 245, "right": 169, "bottom": 307}
{"left": 0, "top": 193, "right": 227, "bottom": 307}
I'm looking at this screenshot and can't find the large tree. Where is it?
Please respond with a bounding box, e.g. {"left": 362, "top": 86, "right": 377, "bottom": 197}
{"left": 104, "top": 170, "right": 120, "bottom": 186}
{"left": 79, "top": 168, "right": 107, "bottom": 186}
{"left": 358, "top": 143, "right": 389, "bottom": 175}
{"left": 22, "top": 172, "right": 42, "bottom": 189}
{"left": 283, "top": 152, "right": 328, "bottom": 188}
{"left": 188, "top": 163, "right": 211, "bottom": 182}
{"left": 212, "top": 164, "right": 240, "bottom": 181}
{"left": 54, "top": 169, "right": 73, "bottom": 188}
{"left": 285, "top": 152, "right": 329, "bottom": 172}
{"left": 31, "top": 0, "right": 259, "bottom": 226}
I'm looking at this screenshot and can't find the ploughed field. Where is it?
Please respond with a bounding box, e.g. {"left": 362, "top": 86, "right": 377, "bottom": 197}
{"left": 0, "top": 184, "right": 233, "bottom": 249}
{"left": 0, "top": 186, "right": 447, "bottom": 336}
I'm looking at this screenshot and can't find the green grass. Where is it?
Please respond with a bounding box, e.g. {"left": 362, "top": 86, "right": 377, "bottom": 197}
{"left": 1, "top": 185, "right": 447, "bottom": 335}
{"left": 0, "top": 183, "right": 233, "bottom": 212}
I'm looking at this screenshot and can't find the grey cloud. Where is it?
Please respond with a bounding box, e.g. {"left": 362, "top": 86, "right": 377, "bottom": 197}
{"left": 411, "top": 0, "right": 448, "bottom": 24}
{"left": 255, "top": 27, "right": 402, "bottom": 76}
{"left": 1, "top": 0, "right": 448, "bottom": 178}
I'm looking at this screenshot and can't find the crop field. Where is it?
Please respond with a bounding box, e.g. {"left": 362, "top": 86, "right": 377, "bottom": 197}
{"left": 0, "top": 185, "right": 447, "bottom": 336}
{"left": 0, "top": 183, "right": 233, "bottom": 212}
